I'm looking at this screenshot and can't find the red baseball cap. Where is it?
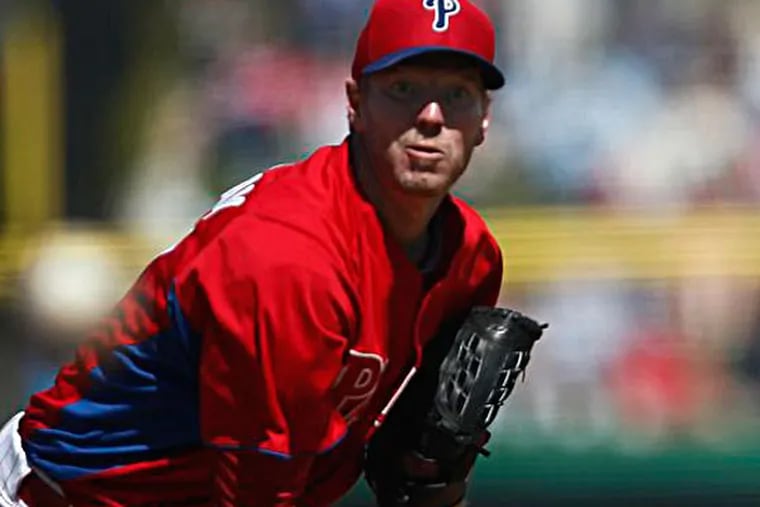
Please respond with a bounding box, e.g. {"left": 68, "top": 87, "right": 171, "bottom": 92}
{"left": 351, "top": 0, "right": 505, "bottom": 90}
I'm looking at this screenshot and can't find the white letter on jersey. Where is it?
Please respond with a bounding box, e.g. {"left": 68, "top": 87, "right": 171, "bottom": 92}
{"left": 202, "top": 172, "right": 264, "bottom": 221}
{"left": 333, "top": 350, "right": 387, "bottom": 425}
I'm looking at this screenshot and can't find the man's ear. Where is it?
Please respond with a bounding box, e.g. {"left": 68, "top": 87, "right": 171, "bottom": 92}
{"left": 475, "top": 94, "right": 491, "bottom": 146}
{"left": 346, "top": 78, "right": 362, "bottom": 132}
{"left": 475, "top": 113, "right": 490, "bottom": 146}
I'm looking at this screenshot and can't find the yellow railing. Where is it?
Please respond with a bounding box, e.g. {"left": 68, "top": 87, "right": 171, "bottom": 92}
{"left": 484, "top": 206, "right": 760, "bottom": 283}
{"left": 1, "top": 205, "right": 759, "bottom": 300}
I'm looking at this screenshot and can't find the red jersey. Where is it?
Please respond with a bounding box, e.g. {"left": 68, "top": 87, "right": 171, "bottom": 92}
{"left": 19, "top": 137, "right": 503, "bottom": 506}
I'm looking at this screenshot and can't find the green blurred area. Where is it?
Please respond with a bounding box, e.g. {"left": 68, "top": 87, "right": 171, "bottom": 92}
{"left": 340, "top": 442, "right": 760, "bottom": 506}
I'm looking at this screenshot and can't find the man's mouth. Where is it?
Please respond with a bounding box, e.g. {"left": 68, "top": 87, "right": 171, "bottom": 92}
{"left": 405, "top": 144, "right": 444, "bottom": 161}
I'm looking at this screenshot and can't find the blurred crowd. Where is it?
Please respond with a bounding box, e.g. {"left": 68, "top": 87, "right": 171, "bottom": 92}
{"left": 2, "top": 0, "right": 760, "bottom": 455}
{"left": 118, "top": 0, "right": 760, "bottom": 215}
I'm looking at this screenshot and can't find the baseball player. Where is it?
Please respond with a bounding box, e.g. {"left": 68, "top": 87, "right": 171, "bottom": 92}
{"left": 0, "top": 1, "right": 546, "bottom": 506}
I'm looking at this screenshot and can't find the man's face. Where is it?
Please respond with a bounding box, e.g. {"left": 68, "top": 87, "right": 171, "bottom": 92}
{"left": 348, "top": 55, "right": 490, "bottom": 199}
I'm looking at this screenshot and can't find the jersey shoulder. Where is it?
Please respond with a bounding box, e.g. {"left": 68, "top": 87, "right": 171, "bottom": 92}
{"left": 166, "top": 140, "right": 357, "bottom": 284}
{"left": 442, "top": 196, "right": 504, "bottom": 306}
{"left": 449, "top": 195, "right": 502, "bottom": 264}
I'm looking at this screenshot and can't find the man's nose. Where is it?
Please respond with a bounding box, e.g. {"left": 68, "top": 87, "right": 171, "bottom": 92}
{"left": 416, "top": 101, "right": 445, "bottom": 134}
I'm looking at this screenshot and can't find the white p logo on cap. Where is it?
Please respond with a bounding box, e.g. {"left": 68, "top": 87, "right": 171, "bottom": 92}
{"left": 423, "top": 0, "right": 461, "bottom": 32}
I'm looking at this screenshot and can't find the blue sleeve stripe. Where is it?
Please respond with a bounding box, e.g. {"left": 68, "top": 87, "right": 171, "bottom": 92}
{"left": 25, "top": 283, "right": 203, "bottom": 481}
{"left": 206, "top": 427, "right": 349, "bottom": 461}
{"left": 168, "top": 281, "right": 193, "bottom": 352}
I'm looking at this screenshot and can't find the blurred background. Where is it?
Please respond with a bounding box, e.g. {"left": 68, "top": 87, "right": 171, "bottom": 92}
{"left": 2, "top": 0, "right": 760, "bottom": 505}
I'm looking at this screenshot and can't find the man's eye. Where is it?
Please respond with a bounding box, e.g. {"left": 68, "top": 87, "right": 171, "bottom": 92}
{"left": 445, "top": 86, "right": 474, "bottom": 107}
{"left": 387, "top": 81, "right": 417, "bottom": 99}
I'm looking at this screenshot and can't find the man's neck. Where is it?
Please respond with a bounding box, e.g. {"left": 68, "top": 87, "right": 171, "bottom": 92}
{"left": 351, "top": 136, "right": 443, "bottom": 263}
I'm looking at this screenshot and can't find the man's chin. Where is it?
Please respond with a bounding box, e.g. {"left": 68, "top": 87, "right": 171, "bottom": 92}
{"left": 395, "top": 175, "right": 450, "bottom": 198}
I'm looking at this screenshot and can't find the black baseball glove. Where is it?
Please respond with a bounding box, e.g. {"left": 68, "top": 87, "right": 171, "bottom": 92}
{"left": 365, "top": 307, "right": 547, "bottom": 507}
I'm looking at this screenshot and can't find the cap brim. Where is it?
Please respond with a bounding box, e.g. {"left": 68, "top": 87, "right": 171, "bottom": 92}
{"left": 361, "top": 46, "right": 505, "bottom": 90}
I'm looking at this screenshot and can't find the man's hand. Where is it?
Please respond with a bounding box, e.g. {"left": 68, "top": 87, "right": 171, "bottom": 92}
{"left": 365, "top": 307, "right": 547, "bottom": 507}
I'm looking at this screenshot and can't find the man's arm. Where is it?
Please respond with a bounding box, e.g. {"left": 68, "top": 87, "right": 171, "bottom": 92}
{"left": 171, "top": 220, "right": 355, "bottom": 505}
{"left": 212, "top": 449, "right": 315, "bottom": 507}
